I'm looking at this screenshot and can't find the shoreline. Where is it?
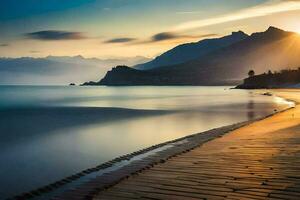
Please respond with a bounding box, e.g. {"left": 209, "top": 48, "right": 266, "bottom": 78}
{"left": 9, "top": 91, "right": 295, "bottom": 200}
{"left": 93, "top": 89, "right": 300, "bottom": 200}
{"left": 11, "top": 123, "right": 253, "bottom": 200}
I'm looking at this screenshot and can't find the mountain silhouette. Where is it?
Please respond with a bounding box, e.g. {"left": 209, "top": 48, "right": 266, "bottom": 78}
{"left": 135, "top": 31, "right": 248, "bottom": 70}
{"left": 84, "top": 27, "right": 300, "bottom": 86}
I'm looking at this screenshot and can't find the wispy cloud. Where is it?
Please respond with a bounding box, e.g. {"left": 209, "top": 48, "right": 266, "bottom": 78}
{"left": 104, "top": 32, "right": 217, "bottom": 45}
{"left": 0, "top": 43, "right": 9, "bottom": 47}
{"left": 173, "top": 0, "right": 300, "bottom": 31}
{"left": 25, "top": 30, "right": 86, "bottom": 41}
{"left": 104, "top": 37, "right": 136, "bottom": 43}
{"left": 150, "top": 32, "right": 217, "bottom": 42}
{"left": 151, "top": 32, "right": 178, "bottom": 42}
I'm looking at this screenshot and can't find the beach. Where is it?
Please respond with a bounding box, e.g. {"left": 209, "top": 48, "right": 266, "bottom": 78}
{"left": 50, "top": 89, "right": 300, "bottom": 200}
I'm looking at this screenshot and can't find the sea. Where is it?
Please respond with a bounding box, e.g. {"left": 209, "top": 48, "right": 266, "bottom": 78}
{"left": 0, "top": 85, "right": 293, "bottom": 198}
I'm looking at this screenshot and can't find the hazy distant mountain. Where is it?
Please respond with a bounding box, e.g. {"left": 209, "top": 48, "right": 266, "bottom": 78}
{"left": 135, "top": 31, "right": 248, "bottom": 70}
{"left": 0, "top": 56, "right": 150, "bottom": 85}
{"left": 86, "top": 27, "right": 300, "bottom": 86}
{"left": 46, "top": 55, "right": 150, "bottom": 68}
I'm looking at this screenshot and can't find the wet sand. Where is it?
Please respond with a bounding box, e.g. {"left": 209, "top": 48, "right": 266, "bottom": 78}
{"left": 89, "top": 89, "right": 300, "bottom": 199}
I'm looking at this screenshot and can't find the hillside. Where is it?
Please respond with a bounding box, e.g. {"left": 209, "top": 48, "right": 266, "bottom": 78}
{"left": 236, "top": 69, "right": 300, "bottom": 89}
{"left": 85, "top": 27, "right": 300, "bottom": 86}
{"left": 168, "top": 26, "right": 300, "bottom": 83}
{"left": 135, "top": 31, "right": 248, "bottom": 70}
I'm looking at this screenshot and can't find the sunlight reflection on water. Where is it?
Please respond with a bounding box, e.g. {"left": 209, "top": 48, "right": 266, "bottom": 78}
{"left": 0, "top": 86, "right": 292, "bottom": 198}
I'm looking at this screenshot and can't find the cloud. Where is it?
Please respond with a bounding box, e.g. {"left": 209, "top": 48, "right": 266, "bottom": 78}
{"left": 150, "top": 32, "right": 217, "bottom": 42}
{"left": 25, "top": 30, "right": 86, "bottom": 40}
{"left": 151, "top": 32, "right": 178, "bottom": 42}
{"left": 104, "top": 37, "right": 136, "bottom": 43}
{"left": 172, "top": 0, "right": 300, "bottom": 31}
{"left": 103, "top": 33, "right": 217, "bottom": 45}
{"left": 0, "top": 43, "right": 9, "bottom": 47}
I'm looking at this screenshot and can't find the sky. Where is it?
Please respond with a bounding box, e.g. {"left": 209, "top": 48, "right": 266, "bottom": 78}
{"left": 0, "top": 0, "right": 300, "bottom": 59}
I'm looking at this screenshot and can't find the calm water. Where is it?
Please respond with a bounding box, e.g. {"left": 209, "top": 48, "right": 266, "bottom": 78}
{"left": 0, "top": 86, "right": 292, "bottom": 198}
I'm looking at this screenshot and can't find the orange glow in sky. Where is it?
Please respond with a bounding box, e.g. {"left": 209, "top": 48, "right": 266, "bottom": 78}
{"left": 0, "top": 0, "right": 300, "bottom": 59}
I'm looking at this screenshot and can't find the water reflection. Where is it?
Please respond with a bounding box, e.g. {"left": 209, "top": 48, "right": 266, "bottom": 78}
{"left": 247, "top": 100, "right": 255, "bottom": 120}
{"left": 0, "top": 86, "right": 292, "bottom": 198}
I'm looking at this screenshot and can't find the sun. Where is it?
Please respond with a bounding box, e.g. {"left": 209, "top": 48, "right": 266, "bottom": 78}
{"left": 291, "top": 25, "right": 300, "bottom": 34}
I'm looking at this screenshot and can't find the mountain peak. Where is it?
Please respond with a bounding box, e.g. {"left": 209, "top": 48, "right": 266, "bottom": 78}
{"left": 266, "top": 26, "right": 284, "bottom": 33}
{"left": 250, "top": 26, "right": 290, "bottom": 39}
{"left": 74, "top": 55, "right": 84, "bottom": 59}
{"left": 231, "top": 30, "right": 248, "bottom": 37}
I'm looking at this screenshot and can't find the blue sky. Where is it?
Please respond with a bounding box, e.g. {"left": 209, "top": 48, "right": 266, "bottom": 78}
{"left": 0, "top": 0, "right": 300, "bottom": 58}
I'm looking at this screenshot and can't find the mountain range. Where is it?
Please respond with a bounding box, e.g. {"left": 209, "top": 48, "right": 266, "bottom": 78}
{"left": 85, "top": 26, "right": 300, "bottom": 86}
{"left": 135, "top": 31, "right": 248, "bottom": 70}
{"left": 0, "top": 56, "right": 150, "bottom": 85}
